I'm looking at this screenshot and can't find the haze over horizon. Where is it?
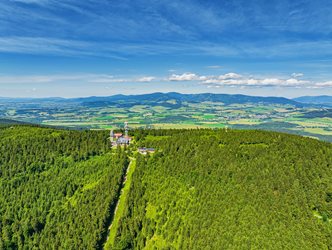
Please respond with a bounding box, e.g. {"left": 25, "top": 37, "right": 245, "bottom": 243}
{"left": 0, "top": 91, "right": 328, "bottom": 100}
{"left": 1, "top": 0, "right": 332, "bottom": 98}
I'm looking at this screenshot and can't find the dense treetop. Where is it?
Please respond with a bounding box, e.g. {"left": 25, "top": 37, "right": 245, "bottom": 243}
{"left": 114, "top": 129, "right": 332, "bottom": 249}
{"left": 0, "top": 126, "right": 331, "bottom": 249}
{"left": 0, "top": 126, "right": 128, "bottom": 249}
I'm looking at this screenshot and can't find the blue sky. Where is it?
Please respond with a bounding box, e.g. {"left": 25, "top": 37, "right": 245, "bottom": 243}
{"left": 1, "top": 0, "right": 332, "bottom": 97}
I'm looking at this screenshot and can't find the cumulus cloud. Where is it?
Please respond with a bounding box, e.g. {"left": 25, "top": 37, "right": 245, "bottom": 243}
{"left": 166, "top": 71, "right": 314, "bottom": 88}
{"left": 315, "top": 81, "right": 332, "bottom": 87}
{"left": 2, "top": 71, "right": 332, "bottom": 90}
{"left": 200, "top": 73, "right": 310, "bottom": 88}
{"left": 218, "top": 72, "right": 242, "bottom": 80}
{"left": 169, "top": 73, "right": 200, "bottom": 81}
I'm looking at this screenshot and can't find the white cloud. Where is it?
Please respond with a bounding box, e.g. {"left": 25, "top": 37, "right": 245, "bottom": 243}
{"left": 315, "top": 81, "right": 332, "bottom": 87}
{"left": 137, "top": 76, "right": 155, "bottom": 82}
{"left": 201, "top": 73, "right": 310, "bottom": 88}
{"left": 1, "top": 72, "right": 332, "bottom": 90}
{"left": 0, "top": 37, "right": 127, "bottom": 60}
{"left": 247, "top": 79, "right": 259, "bottom": 85}
{"left": 284, "top": 78, "right": 308, "bottom": 86}
{"left": 260, "top": 78, "right": 282, "bottom": 85}
{"left": 169, "top": 73, "right": 199, "bottom": 81}
{"left": 218, "top": 72, "right": 242, "bottom": 80}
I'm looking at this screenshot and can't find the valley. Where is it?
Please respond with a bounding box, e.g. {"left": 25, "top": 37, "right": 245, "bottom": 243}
{"left": 3, "top": 0, "right": 332, "bottom": 249}
{"left": 1, "top": 93, "right": 332, "bottom": 142}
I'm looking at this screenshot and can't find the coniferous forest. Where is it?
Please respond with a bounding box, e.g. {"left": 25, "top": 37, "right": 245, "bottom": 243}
{"left": 0, "top": 126, "right": 128, "bottom": 249}
{"left": 0, "top": 126, "right": 332, "bottom": 249}
{"left": 115, "top": 129, "right": 332, "bottom": 249}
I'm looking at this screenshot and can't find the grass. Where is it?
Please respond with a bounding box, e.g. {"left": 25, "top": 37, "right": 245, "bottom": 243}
{"left": 104, "top": 158, "right": 137, "bottom": 249}
{"left": 203, "top": 114, "right": 216, "bottom": 119}
{"left": 129, "top": 105, "right": 148, "bottom": 112}
{"left": 95, "top": 115, "right": 114, "bottom": 120}
{"left": 152, "top": 106, "right": 169, "bottom": 112}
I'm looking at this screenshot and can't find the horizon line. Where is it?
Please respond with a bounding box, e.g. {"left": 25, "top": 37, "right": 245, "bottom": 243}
{"left": 0, "top": 91, "right": 322, "bottom": 100}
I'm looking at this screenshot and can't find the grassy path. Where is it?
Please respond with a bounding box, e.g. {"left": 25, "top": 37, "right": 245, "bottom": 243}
{"left": 104, "top": 157, "right": 136, "bottom": 249}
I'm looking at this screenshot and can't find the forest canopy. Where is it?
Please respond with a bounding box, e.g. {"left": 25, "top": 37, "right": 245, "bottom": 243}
{"left": 0, "top": 126, "right": 331, "bottom": 249}
{"left": 114, "top": 129, "right": 332, "bottom": 249}
{"left": 0, "top": 126, "right": 128, "bottom": 249}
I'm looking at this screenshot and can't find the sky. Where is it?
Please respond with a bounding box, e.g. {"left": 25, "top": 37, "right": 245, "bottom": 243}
{"left": 1, "top": 0, "right": 332, "bottom": 98}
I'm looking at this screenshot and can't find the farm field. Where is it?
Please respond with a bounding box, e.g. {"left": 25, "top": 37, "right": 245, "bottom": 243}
{"left": 1, "top": 93, "right": 332, "bottom": 141}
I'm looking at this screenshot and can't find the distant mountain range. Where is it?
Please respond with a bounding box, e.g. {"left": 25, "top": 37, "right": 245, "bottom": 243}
{"left": 0, "top": 92, "right": 305, "bottom": 107}
{"left": 76, "top": 92, "right": 302, "bottom": 106}
{"left": 293, "top": 95, "right": 332, "bottom": 106}
{"left": 0, "top": 118, "right": 30, "bottom": 126}
{"left": 3, "top": 92, "right": 332, "bottom": 108}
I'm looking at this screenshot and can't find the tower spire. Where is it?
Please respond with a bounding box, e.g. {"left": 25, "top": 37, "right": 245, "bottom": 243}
{"left": 110, "top": 129, "right": 114, "bottom": 142}
{"left": 124, "top": 122, "right": 128, "bottom": 137}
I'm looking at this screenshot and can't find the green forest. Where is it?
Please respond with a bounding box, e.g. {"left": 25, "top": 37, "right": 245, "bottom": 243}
{"left": 0, "top": 126, "right": 128, "bottom": 249}
{"left": 114, "top": 129, "right": 332, "bottom": 249}
{"left": 0, "top": 125, "right": 332, "bottom": 249}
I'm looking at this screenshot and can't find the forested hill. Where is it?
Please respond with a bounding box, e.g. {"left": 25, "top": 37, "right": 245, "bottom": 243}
{"left": 0, "top": 92, "right": 302, "bottom": 106}
{"left": 0, "top": 126, "right": 129, "bottom": 249}
{"left": 116, "top": 129, "right": 332, "bottom": 249}
{"left": 294, "top": 95, "right": 332, "bottom": 106}
{"left": 0, "top": 126, "right": 332, "bottom": 249}
{"left": 73, "top": 92, "right": 300, "bottom": 106}
{"left": 0, "top": 118, "right": 30, "bottom": 126}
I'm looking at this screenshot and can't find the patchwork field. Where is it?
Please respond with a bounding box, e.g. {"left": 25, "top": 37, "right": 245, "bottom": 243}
{"left": 1, "top": 93, "right": 332, "bottom": 142}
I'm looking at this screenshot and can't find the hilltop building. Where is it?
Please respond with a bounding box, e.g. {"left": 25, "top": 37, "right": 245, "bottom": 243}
{"left": 110, "top": 122, "right": 132, "bottom": 146}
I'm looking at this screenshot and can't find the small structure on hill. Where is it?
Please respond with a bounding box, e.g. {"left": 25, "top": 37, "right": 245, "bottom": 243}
{"left": 138, "top": 147, "right": 155, "bottom": 155}
{"left": 110, "top": 122, "right": 132, "bottom": 146}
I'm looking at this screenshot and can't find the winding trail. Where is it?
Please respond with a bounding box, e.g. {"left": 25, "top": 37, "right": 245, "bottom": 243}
{"left": 103, "top": 157, "right": 136, "bottom": 249}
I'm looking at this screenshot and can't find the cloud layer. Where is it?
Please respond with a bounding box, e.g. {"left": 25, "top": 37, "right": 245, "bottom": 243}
{"left": 167, "top": 72, "right": 315, "bottom": 88}
{"left": 0, "top": 72, "right": 331, "bottom": 89}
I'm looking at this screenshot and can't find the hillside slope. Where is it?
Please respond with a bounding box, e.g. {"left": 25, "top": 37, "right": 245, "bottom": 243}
{"left": 0, "top": 118, "right": 30, "bottom": 126}
{"left": 0, "top": 126, "right": 128, "bottom": 249}
{"left": 0, "top": 127, "right": 331, "bottom": 249}
{"left": 114, "top": 129, "right": 332, "bottom": 249}
{"left": 294, "top": 95, "right": 332, "bottom": 106}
